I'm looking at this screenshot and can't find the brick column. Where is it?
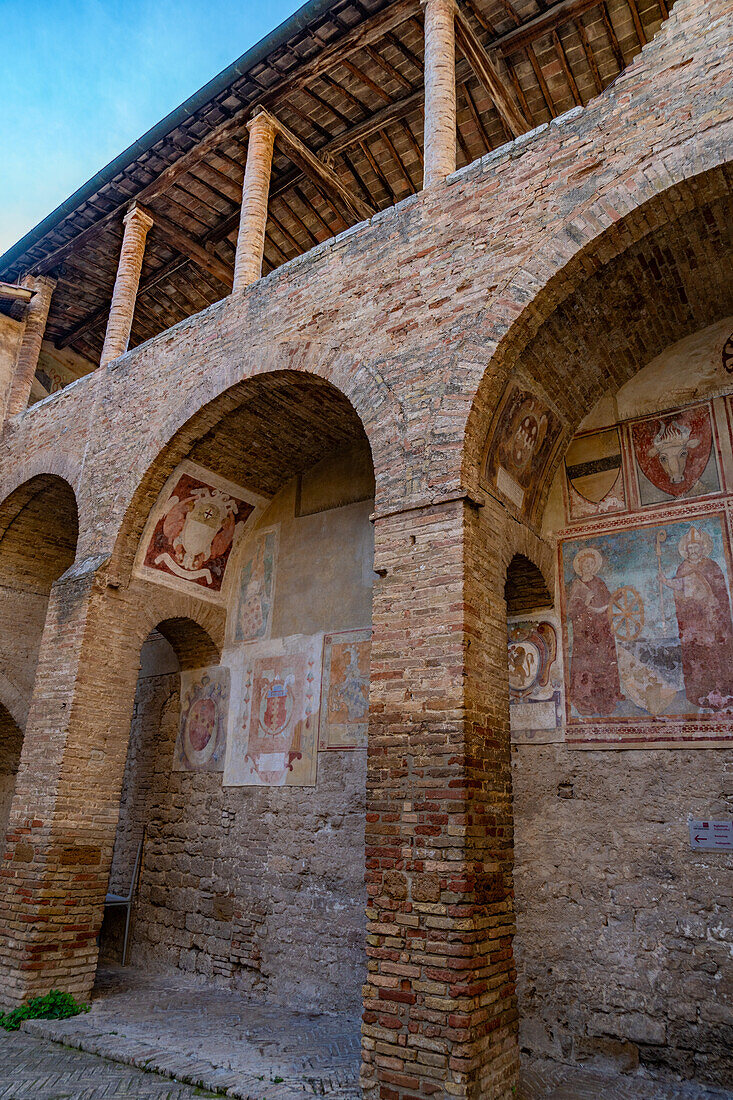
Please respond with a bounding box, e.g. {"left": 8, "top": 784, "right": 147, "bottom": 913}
{"left": 421, "top": 0, "right": 457, "bottom": 188}
{"left": 3, "top": 275, "right": 56, "bottom": 419}
{"left": 233, "top": 110, "right": 276, "bottom": 291}
{"left": 0, "top": 565, "right": 144, "bottom": 1006}
{"left": 100, "top": 205, "right": 154, "bottom": 367}
{"left": 361, "top": 495, "right": 519, "bottom": 1100}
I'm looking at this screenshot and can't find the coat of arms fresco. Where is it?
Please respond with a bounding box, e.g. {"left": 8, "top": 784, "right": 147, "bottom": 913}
{"left": 223, "top": 636, "right": 321, "bottom": 787}
{"left": 507, "top": 618, "right": 563, "bottom": 743}
{"left": 483, "top": 381, "right": 563, "bottom": 523}
{"left": 318, "top": 629, "right": 370, "bottom": 749}
{"left": 135, "top": 461, "right": 265, "bottom": 603}
{"left": 559, "top": 511, "right": 733, "bottom": 745}
{"left": 173, "top": 666, "right": 230, "bottom": 772}
{"left": 629, "top": 403, "right": 721, "bottom": 507}
{"left": 230, "top": 528, "right": 278, "bottom": 643}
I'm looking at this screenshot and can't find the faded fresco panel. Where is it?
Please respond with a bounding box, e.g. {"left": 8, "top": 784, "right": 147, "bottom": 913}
{"left": 230, "top": 527, "right": 278, "bottom": 644}
{"left": 224, "top": 635, "right": 321, "bottom": 787}
{"left": 564, "top": 427, "right": 626, "bottom": 523}
{"left": 559, "top": 511, "right": 733, "bottom": 745}
{"left": 318, "top": 629, "right": 370, "bottom": 749}
{"left": 173, "top": 666, "right": 230, "bottom": 772}
{"left": 483, "top": 382, "right": 563, "bottom": 523}
{"left": 629, "top": 403, "right": 722, "bottom": 507}
{"left": 135, "top": 461, "right": 264, "bottom": 603}
{"left": 508, "top": 617, "right": 564, "bottom": 744}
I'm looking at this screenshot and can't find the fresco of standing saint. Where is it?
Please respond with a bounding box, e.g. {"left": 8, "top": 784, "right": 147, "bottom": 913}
{"left": 659, "top": 526, "right": 733, "bottom": 708}
{"left": 566, "top": 548, "right": 623, "bottom": 716}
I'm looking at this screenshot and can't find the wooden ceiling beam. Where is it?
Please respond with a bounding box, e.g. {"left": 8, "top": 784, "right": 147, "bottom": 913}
{"left": 29, "top": 0, "right": 420, "bottom": 279}
{"left": 491, "top": 0, "right": 603, "bottom": 55}
{"left": 0, "top": 281, "right": 34, "bottom": 304}
{"left": 259, "top": 107, "right": 375, "bottom": 224}
{"left": 455, "top": 5, "right": 531, "bottom": 137}
{"left": 138, "top": 205, "right": 233, "bottom": 288}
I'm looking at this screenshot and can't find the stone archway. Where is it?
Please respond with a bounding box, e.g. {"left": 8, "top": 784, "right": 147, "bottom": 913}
{"left": 465, "top": 167, "right": 733, "bottom": 1088}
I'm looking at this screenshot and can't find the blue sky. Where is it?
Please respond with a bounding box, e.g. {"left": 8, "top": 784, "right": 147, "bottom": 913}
{"left": 0, "top": 0, "right": 300, "bottom": 256}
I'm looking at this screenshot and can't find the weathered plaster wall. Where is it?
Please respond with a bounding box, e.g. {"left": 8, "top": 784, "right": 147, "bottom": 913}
{"left": 104, "top": 457, "right": 373, "bottom": 1014}
{"left": 512, "top": 322, "right": 733, "bottom": 1085}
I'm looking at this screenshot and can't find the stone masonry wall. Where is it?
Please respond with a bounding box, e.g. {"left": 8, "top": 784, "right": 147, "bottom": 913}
{"left": 103, "top": 465, "right": 373, "bottom": 1016}
{"left": 512, "top": 745, "right": 732, "bottom": 1087}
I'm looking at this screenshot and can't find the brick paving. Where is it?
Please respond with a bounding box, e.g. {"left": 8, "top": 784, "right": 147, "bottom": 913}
{"left": 0, "top": 1027, "right": 218, "bottom": 1099}
{"left": 14, "top": 968, "right": 733, "bottom": 1100}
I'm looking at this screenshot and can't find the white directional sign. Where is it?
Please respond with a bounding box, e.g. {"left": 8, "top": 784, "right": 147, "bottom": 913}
{"left": 689, "top": 820, "right": 733, "bottom": 851}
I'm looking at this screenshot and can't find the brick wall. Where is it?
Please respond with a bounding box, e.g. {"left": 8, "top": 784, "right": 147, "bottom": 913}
{"left": 0, "top": 1, "right": 730, "bottom": 1095}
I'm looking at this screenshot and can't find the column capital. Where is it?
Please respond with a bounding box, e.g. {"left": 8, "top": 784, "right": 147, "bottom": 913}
{"left": 247, "top": 106, "right": 278, "bottom": 137}
{"left": 123, "top": 203, "right": 154, "bottom": 233}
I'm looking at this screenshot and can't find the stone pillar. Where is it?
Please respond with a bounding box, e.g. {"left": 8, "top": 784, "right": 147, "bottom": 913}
{"left": 100, "top": 205, "right": 154, "bottom": 368}
{"left": 233, "top": 110, "right": 276, "bottom": 291}
{"left": 422, "top": 0, "right": 457, "bottom": 188}
{"left": 0, "top": 564, "right": 143, "bottom": 1006}
{"left": 361, "top": 495, "right": 519, "bottom": 1100}
{"left": 4, "top": 275, "right": 56, "bottom": 419}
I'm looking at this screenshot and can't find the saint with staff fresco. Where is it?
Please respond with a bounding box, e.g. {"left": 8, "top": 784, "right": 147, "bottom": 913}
{"left": 658, "top": 526, "right": 733, "bottom": 708}
{"left": 567, "top": 548, "right": 624, "bottom": 715}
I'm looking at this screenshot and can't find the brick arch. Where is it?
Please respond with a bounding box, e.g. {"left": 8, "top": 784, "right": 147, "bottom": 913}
{"left": 107, "top": 367, "right": 377, "bottom": 588}
{"left": 0, "top": 456, "right": 86, "bottom": 558}
{"left": 132, "top": 582, "right": 225, "bottom": 663}
{"left": 462, "top": 148, "right": 733, "bottom": 500}
{"left": 500, "top": 523, "right": 555, "bottom": 614}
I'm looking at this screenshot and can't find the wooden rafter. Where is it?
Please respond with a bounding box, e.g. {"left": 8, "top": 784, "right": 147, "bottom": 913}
{"left": 258, "top": 107, "right": 375, "bottom": 224}
{"left": 139, "top": 205, "right": 233, "bottom": 288}
{"left": 455, "top": 5, "right": 530, "bottom": 137}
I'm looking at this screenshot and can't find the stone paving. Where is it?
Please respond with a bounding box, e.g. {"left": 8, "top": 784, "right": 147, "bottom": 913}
{"left": 15, "top": 967, "right": 733, "bottom": 1100}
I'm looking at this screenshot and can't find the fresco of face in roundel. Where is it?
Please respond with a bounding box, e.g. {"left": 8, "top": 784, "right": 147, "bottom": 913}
{"left": 173, "top": 666, "right": 230, "bottom": 773}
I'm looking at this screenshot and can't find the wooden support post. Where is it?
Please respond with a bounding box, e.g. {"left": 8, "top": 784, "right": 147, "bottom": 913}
{"left": 4, "top": 275, "right": 56, "bottom": 419}
{"left": 454, "top": 5, "right": 530, "bottom": 137}
{"left": 421, "top": 0, "right": 457, "bottom": 188}
{"left": 233, "top": 111, "right": 276, "bottom": 291}
{"left": 100, "top": 205, "right": 154, "bottom": 367}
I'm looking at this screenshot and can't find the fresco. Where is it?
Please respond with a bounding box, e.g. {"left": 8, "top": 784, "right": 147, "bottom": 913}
{"left": 318, "top": 629, "right": 371, "bottom": 749}
{"left": 559, "top": 511, "right": 733, "bottom": 745}
{"left": 508, "top": 618, "right": 563, "bottom": 743}
{"left": 230, "top": 528, "right": 278, "bottom": 643}
{"left": 224, "top": 636, "right": 321, "bottom": 786}
{"left": 173, "top": 666, "right": 230, "bottom": 772}
{"left": 629, "top": 403, "right": 721, "bottom": 507}
{"left": 483, "top": 381, "right": 563, "bottom": 523}
{"left": 135, "top": 461, "right": 263, "bottom": 603}
{"left": 564, "top": 427, "right": 626, "bottom": 522}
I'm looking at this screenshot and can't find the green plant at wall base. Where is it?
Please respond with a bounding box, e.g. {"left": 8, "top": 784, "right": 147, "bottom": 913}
{"left": 0, "top": 989, "right": 90, "bottom": 1031}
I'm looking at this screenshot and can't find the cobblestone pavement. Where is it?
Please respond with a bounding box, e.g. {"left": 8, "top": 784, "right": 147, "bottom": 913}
{"left": 0, "top": 1027, "right": 219, "bottom": 1099}
{"left": 18, "top": 968, "right": 733, "bottom": 1100}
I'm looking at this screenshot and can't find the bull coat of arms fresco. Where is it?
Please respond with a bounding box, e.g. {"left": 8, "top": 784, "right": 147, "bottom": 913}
{"left": 223, "top": 635, "right": 321, "bottom": 787}
{"left": 134, "top": 461, "right": 266, "bottom": 603}
{"left": 630, "top": 403, "right": 721, "bottom": 507}
{"left": 173, "top": 666, "right": 230, "bottom": 772}
{"left": 559, "top": 511, "right": 733, "bottom": 746}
